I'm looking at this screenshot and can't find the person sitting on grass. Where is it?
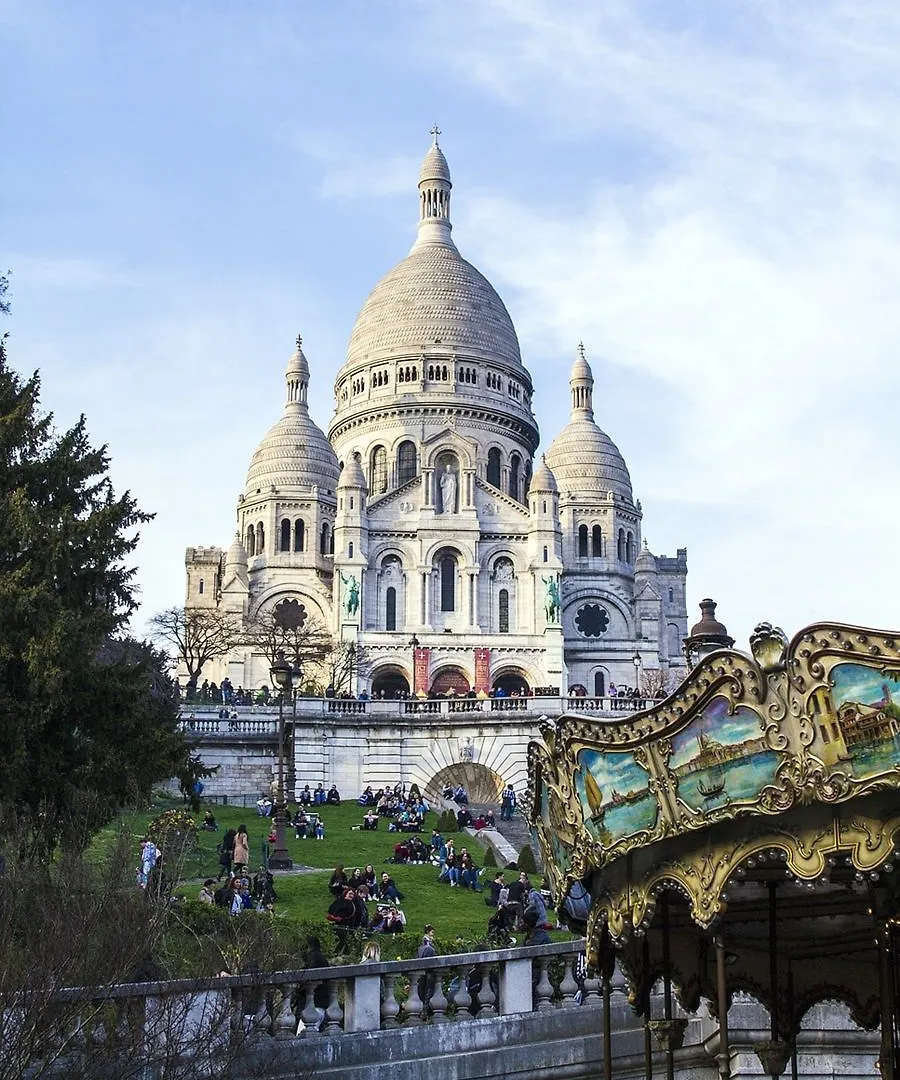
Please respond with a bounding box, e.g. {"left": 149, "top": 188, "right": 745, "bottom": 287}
{"left": 392, "top": 839, "right": 410, "bottom": 864}
{"left": 328, "top": 864, "right": 349, "bottom": 897}
{"left": 370, "top": 904, "right": 407, "bottom": 933}
{"left": 314, "top": 818, "right": 326, "bottom": 840}
{"left": 378, "top": 872, "right": 403, "bottom": 903}
{"left": 326, "top": 785, "right": 341, "bottom": 805}
{"left": 201, "top": 809, "right": 218, "bottom": 831}
{"left": 408, "top": 836, "right": 428, "bottom": 864}
{"left": 313, "top": 784, "right": 326, "bottom": 805}
{"left": 299, "top": 785, "right": 312, "bottom": 806}
{"left": 458, "top": 849, "right": 482, "bottom": 891}
{"left": 439, "top": 850, "right": 459, "bottom": 886}
{"left": 293, "top": 808, "right": 309, "bottom": 839}
{"left": 198, "top": 879, "right": 216, "bottom": 904}
{"left": 486, "top": 872, "right": 505, "bottom": 907}
{"left": 362, "top": 809, "right": 379, "bottom": 831}
{"left": 363, "top": 864, "right": 377, "bottom": 891}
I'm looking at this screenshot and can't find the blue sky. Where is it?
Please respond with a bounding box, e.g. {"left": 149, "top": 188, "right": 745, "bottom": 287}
{"left": 3, "top": 0, "right": 900, "bottom": 646}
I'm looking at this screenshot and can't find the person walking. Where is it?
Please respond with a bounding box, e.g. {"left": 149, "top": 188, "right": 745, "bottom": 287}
{"left": 217, "top": 828, "right": 236, "bottom": 881}
{"left": 232, "top": 825, "right": 250, "bottom": 874}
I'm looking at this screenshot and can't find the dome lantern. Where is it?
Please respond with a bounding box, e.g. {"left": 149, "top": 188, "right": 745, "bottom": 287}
{"left": 415, "top": 125, "right": 453, "bottom": 249}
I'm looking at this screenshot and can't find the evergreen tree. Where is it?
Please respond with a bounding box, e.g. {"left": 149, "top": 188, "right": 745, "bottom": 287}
{"left": 0, "top": 276, "right": 191, "bottom": 854}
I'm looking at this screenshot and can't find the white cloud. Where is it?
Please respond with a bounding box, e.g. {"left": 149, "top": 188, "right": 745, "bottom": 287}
{"left": 416, "top": 0, "right": 900, "bottom": 642}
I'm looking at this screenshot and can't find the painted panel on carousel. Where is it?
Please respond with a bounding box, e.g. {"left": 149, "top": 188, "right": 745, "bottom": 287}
{"left": 575, "top": 748, "right": 657, "bottom": 844}
{"left": 669, "top": 698, "right": 780, "bottom": 815}
{"left": 818, "top": 663, "right": 900, "bottom": 780}
{"left": 537, "top": 783, "right": 573, "bottom": 873}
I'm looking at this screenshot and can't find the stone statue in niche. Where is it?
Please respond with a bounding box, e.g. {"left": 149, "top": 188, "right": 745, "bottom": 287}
{"left": 494, "top": 559, "right": 514, "bottom": 582}
{"left": 439, "top": 464, "right": 458, "bottom": 513}
{"left": 542, "top": 575, "right": 561, "bottom": 623}
{"left": 340, "top": 571, "right": 360, "bottom": 616}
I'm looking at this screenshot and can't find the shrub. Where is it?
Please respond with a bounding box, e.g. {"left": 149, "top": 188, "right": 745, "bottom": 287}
{"left": 439, "top": 810, "right": 459, "bottom": 833}
{"left": 482, "top": 846, "right": 497, "bottom": 868}
{"left": 516, "top": 844, "right": 537, "bottom": 875}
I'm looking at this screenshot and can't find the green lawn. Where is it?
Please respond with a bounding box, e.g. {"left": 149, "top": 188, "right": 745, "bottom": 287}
{"left": 97, "top": 798, "right": 566, "bottom": 963}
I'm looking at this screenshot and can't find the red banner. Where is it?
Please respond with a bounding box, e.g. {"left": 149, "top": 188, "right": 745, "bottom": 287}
{"left": 474, "top": 647, "right": 491, "bottom": 694}
{"left": 413, "top": 647, "right": 431, "bottom": 695}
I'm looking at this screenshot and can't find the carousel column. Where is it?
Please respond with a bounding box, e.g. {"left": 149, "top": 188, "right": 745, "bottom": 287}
{"left": 715, "top": 932, "right": 732, "bottom": 1080}
{"left": 643, "top": 933, "right": 654, "bottom": 1080}
{"left": 879, "top": 916, "right": 897, "bottom": 1080}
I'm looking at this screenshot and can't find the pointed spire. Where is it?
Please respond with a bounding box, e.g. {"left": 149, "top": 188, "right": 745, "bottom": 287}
{"left": 285, "top": 334, "right": 310, "bottom": 410}
{"left": 414, "top": 130, "right": 454, "bottom": 250}
{"left": 569, "top": 342, "right": 594, "bottom": 419}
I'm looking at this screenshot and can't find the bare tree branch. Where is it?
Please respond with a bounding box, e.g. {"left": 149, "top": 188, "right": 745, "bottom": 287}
{"left": 148, "top": 607, "right": 242, "bottom": 691}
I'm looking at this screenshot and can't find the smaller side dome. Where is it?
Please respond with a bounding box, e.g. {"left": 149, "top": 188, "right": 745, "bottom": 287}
{"left": 635, "top": 540, "right": 658, "bottom": 574}
{"left": 530, "top": 455, "right": 558, "bottom": 493}
{"left": 225, "top": 531, "right": 248, "bottom": 569}
{"left": 339, "top": 454, "right": 368, "bottom": 492}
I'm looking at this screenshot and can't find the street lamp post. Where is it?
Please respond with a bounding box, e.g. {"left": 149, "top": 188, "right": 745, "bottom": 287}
{"left": 409, "top": 633, "right": 419, "bottom": 697}
{"left": 633, "top": 651, "right": 642, "bottom": 707}
{"left": 269, "top": 651, "right": 301, "bottom": 871}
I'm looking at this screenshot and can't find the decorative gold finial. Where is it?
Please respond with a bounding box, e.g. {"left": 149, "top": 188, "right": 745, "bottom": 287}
{"left": 430, "top": 124, "right": 442, "bottom": 147}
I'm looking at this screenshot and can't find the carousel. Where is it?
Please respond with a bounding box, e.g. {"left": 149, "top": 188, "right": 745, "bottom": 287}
{"left": 528, "top": 615, "right": 900, "bottom": 1079}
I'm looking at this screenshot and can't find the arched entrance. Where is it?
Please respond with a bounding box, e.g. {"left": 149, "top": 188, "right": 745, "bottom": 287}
{"left": 430, "top": 666, "right": 470, "bottom": 696}
{"left": 371, "top": 666, "right": 410, "bottom": 699}
{"left": 425, "top": 762, "right": 503, "bottom": 805}
{"left": 492, "top": 669, "right": 530, "bottom": 696}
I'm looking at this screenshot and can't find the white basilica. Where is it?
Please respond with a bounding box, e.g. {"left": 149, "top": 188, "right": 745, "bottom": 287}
{"left": 184, "top": 136, "right": 689, "bottom": 699}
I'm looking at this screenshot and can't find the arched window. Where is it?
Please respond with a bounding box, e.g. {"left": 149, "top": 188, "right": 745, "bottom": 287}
{"left": 348, "top": 542, "right": 354, "bottom": 558}
{"left": 370, "top": 445, "right": 388, "bottom": 495}
{"left": 320, "top": 523, "right": 329, "bottom": 556}
{"left": 499, "top": 589, "right": 509, "bottom": 633}
{"left": 256, "top": 522, "right": 265, "bottom": 554}
{"left": 397, "top": 441, "right": 418, "bottom": 485}
{"left": 280, "top": 519, "right": 291, "bottom": 552}
{"left": 294, "top": 519, "right": 305, "bottom": 552}
{"left": 578, "top": 524, "right": 588, "bottom": 557}
{"left": 440, "top": 554, "right": 456, "bottom": 612}
{"left": 594, "top": 671, "right": 606, "bottom": 697}
{"left": 386, "top": 587, "right": 397, "bottom": 631}
{"left": 246, "top": 526, "right": 255, "bottom": 557}
{"left": 668, "top": 587, "right": 674, "bottom": 604}
{"left": 509, "top": 453, "right": 521, "bottom": 501}
{"left": 487, "top": 447, "right": 501, "bottom": 488}
{"left": 617, "top": 528, "right": 626, "bottom": 561}
{"left": 198, "top": 579, "right": 204, "bottom": 595}
{"left": 543, "top": 545, "right": 548, "bottom": 563}
{"left": 626, "top": 531, "right": 635, "bottom": 564}
{"left": 592, "top": 525, "right": 602, "bottom": 557}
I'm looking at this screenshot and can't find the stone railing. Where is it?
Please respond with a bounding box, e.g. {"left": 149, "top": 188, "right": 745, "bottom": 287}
{"left": 179, "top": 696, "right": 665, "bottom": 734}
{"left": 24, "top": 941, "right": 592, "bottom": 1076}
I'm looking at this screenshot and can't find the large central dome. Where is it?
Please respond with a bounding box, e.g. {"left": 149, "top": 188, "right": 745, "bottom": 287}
{"left": 344, "top": 136, "right": 523, "bottom": 371}
{"left": 346, "top": 243, "right": 522, "bottom": 368}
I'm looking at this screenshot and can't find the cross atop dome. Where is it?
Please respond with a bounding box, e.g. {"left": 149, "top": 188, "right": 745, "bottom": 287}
{"left": 430, "top": 124, "right": 441, "bottom": 147}
{"left": 295, "top": 333, "right": 303, "bottom": 348}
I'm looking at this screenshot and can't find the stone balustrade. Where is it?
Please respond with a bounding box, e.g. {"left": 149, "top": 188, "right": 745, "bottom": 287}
{"left": 179, "top": 695, "right": 659, "bottom": 733}
{"left": 21, "top": 941, "right": 593, "bottom": 1077}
